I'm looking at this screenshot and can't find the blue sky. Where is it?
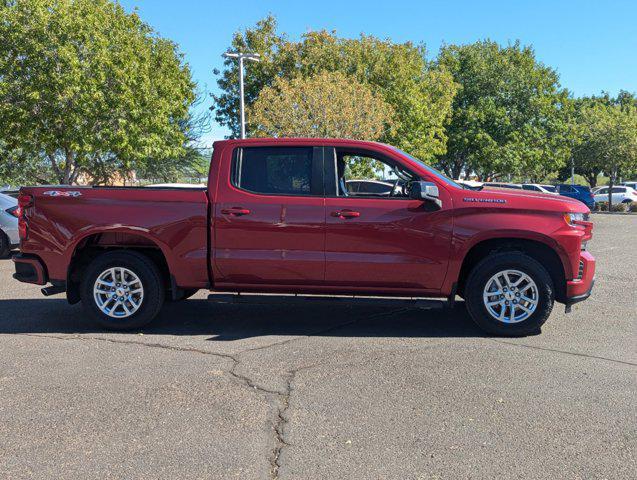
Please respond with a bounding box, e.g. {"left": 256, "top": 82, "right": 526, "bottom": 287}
{"left": 119, "top": 0, "right": 637, "bottom": 147}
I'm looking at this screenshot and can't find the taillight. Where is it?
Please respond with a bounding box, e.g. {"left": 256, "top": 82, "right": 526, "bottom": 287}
{"left": 5, "top": 206, "right": 19, "bottom": 218}
{"left": 17, "top": 192, "right": 33, "bottom": 241}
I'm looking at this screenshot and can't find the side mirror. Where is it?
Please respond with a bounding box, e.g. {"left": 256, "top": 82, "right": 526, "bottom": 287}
{"left": 409, "top": 181, "right": 442, "bottom": 208}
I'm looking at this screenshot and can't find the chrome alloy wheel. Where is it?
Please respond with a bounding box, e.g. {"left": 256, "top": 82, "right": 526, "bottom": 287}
{"left": 482, "top": 269, "right": 539, "bottom": 324}
{"left": 93, "top": 267, "right": 144, "bottom": 318}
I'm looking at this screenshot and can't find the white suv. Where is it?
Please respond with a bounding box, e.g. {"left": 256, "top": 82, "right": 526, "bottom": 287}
{"left": 593, "top": 186, "right": 637, "bottom": 204}
{"left": 0, "top": 192, "right": 19, "bottom": 258}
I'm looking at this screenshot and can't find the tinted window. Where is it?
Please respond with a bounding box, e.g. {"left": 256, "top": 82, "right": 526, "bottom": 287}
{"left": 597, "top": 188, "right": 608, "bottom": 194}
{"left": 233, "top": 147, "right": 314, "bottom": 196}
{"left": 543, "top": 185, "right": 557, "bottom": 193}
{"left": 611, "top": 187, "right": 626, "bottom": 193}
{"left": 358, "top": 181, "right": 393, "bottom": 194}
{"left": 345, "top": 181, "right": 361, "bottom": 193}
{"left": 523, "top": 185, "right": 541, "bottom": 191}
{"left": 558, "top": 185, "right": 575, "bottom": 193}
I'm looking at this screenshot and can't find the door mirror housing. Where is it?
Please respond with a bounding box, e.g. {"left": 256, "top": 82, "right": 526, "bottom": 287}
{"left": 409, "top": 181, "right": 442, "bottom": 208}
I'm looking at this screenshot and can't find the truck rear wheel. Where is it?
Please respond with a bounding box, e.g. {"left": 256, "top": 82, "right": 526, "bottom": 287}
{"left": 80, "top": 250, "right": 165, "bottom": 330}
{"left": 464, "top": 252, "right": 554, "bottom": 336}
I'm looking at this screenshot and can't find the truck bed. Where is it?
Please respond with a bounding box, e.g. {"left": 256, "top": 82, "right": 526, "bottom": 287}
{"left": 19, "top": 185, "right": 210, "bottom": 288}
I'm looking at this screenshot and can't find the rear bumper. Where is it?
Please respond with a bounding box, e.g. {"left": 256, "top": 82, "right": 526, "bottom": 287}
{"left": 12, "top": 253, "right": 47, "bottom": 285}
{"left": 565, "top": 251, "right": 595, "bottom": 305}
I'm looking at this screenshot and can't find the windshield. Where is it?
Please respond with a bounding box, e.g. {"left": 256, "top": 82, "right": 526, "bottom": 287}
{"left": 390, "top": 147, "right": 464, "bottom": 189}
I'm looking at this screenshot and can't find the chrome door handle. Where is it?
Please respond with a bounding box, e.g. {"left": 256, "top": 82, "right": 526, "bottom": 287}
{"left": 221, "top": 207, "right": 251, "bottom": 216}
{"left": 332, "top": 210, "right": 360, "bottom": 219}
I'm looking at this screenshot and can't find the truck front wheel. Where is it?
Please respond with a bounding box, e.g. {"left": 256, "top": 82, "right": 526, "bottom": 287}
{"left": 464, "top": 252, "right": 554, "bottom": 336}
{"left": 80, "top": 250, "right": 165, "bottom": 330}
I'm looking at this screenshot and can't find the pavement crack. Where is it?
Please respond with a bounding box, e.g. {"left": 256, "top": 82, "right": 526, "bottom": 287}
{"left": 490, "top": 338, "right": 637, "bottom": 367}
{"left": 19, "top": 308, "right": 410, "bottom": 480}
{"left": 269, "top": 364, "right": 321, "bottom": 480}
{"left": 269, "top": 372, "right": 292, "bottom": 479}
{"left": 21, "top": 333, "right": 238, "bottom": 362}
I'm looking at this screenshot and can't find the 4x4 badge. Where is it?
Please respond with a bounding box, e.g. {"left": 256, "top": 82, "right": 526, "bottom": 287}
{"left": 43, "top": 191, "right": 82, "bottom": 197}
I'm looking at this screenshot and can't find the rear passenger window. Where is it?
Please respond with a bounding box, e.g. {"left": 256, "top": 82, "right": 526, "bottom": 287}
{"left": 233, "top": 147, "right": 314, "bottom": 196}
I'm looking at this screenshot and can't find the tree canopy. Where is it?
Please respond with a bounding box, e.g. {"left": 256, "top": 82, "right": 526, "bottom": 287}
{"left": 249, "top": 71, "right": 394, "bottom": 139}
{"left": 0, "top": 0, "right": 197, "bottom": 185}
{"left": 435, "top": 40, "right": 572, "bottom": 181}
{"left": 572, "top": 96, "right": 637, "bottom": 206}
{"left": 213, "top": 16, "right": 457, "bottom": 161}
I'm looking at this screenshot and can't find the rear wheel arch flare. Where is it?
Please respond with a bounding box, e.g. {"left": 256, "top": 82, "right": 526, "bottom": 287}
{"left": 66, "top": 231, "right": 173, "bottom": 304}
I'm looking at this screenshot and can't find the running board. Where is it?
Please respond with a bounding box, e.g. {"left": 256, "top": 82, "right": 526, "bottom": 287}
{"left": 206, "top": 293, "right": 443, "bottom": 309}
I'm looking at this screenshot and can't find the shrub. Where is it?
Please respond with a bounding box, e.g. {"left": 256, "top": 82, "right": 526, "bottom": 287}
{"left": 611, "top": 203, "right": 627, "bottom": 212}
{"left": 597, "top": 201, "right": 609, "bottom": 211}
{"left": 628, "top": 202, "right": 637, "bottom": 213}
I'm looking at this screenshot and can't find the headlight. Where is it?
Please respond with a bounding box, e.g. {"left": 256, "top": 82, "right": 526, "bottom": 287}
{"left": 564, "top": 212, "right": 586, "bottom": 226}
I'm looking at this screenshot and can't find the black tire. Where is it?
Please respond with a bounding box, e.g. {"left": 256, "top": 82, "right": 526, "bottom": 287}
{"left": 80, "top": 250, "right": 165, "bottom": 330}
{"left": 0, "top": 230, "right": 10, "bottom": 258}
{"left": 464, "top": 252, "right": 554, "bottom": 336}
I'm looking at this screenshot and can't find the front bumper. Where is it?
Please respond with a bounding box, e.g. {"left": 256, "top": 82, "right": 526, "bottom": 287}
{"left": 564, "top": 250, "right": 595, "bottom": 308}
{"left": 13, "top": 253, "right": 48, "bottom": 285}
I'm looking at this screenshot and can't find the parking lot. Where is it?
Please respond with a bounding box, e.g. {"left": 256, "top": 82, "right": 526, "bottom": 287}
{"left": 0, "top": 214, "right": 635, "bottom": 479}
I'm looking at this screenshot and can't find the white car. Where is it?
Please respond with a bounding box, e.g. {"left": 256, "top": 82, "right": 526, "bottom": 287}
{"left": 593, "top": 186, "right": 637, "bottom": 204}
{"left": 522, "top": 184, "right": 558, "bottom": 194}
{"left": 621, "top": 181, "right": 637, "bottom": 190}
{"left": 0, "top": 192, "right": 19, "bottom": 258}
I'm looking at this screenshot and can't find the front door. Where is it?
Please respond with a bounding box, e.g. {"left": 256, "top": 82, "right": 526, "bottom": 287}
{"left": 213, "top": 145, "right": 325, "bottom": 288}
{"left": 323, "top": 147, "right": 452, "bottom": 292}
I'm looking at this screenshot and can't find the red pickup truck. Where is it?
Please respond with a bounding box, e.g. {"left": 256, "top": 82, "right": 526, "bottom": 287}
{"left": 12, "top": 138, "right": 595, "bottom": 335}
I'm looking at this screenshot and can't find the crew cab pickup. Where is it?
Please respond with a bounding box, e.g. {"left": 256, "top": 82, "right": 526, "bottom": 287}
{"left": 13, "top": 138, "right": 595, "bottom": 335}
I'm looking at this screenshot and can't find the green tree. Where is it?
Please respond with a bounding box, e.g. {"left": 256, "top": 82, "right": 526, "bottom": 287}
{"left": 567, "top": 92, "right": 637, "bottom": 188}
{"left": 436, "top": 40, "right": 571, "bottom": 181}
{"left": 576, "top": 101, "right": 637, "bottom": 209}
{"left": 213, "top": 16, "right": 456, "bottom": 161}
{"left": 249, "top": 71, "right": 394, "bottom": 140}
{"left": 0, "top": 0, "right": 196, "bottom": 185}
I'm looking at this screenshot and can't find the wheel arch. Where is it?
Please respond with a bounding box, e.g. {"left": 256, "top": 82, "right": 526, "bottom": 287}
{"left": 66, "top": 230, "right": 173, "bottom": 304}
{"left": 457, "top": 237, "right": 568, "bottom": 303}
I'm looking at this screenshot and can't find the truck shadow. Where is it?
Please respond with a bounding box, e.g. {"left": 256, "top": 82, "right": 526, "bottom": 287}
{"left": 0, "top": 296, "right": 486, "bottom": 339}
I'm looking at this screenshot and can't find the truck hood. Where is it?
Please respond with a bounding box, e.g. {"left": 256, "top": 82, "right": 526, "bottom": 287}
{"left": 466, "top": 186, "right": 589, "bottom": 213}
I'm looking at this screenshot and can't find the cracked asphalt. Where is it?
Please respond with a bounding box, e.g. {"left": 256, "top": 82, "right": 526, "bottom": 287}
{"left": 1, "top": 215, "right": 635, "bottom": 479}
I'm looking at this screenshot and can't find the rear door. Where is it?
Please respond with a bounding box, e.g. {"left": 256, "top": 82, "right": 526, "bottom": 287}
{"left": 213, "top": 145, "right": 326, "bottom": 288}
{"left": 322, "top": 146, "right": 452, "bottom": 292}
{"left": 612, "top": 187, "right": 626, "bottom": 203}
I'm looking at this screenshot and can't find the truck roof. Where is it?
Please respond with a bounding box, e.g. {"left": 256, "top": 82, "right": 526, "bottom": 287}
{"left": 213, "top": 137, "right": 388, "bottom": 148}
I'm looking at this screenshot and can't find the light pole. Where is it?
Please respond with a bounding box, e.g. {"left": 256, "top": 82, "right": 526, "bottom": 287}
{"left": 222, "top": 51, "right": 260, "bottom": 139}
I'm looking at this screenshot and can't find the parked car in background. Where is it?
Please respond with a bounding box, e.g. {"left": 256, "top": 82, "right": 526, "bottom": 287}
{"left": 556, "top": 184, "right": 595, "bottom": 208}
{"left": 621, "top": 181, "right": 637, "bottom": 190}
{"left": 0, "top": 192, "right": 19, "bottom": 258}
{"left": 593, "top": 186, "right": 637, "bottom": 204}
{"left": 483, "top": 182, "right": 523, "bottom": 190}
{"left": 522, "top": 184, "right": 558, "bottom": 194}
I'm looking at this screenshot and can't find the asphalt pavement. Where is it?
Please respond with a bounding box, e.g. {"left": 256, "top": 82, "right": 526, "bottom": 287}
{"left": 0, "top": 214, "right": 635, "bottom": 479}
